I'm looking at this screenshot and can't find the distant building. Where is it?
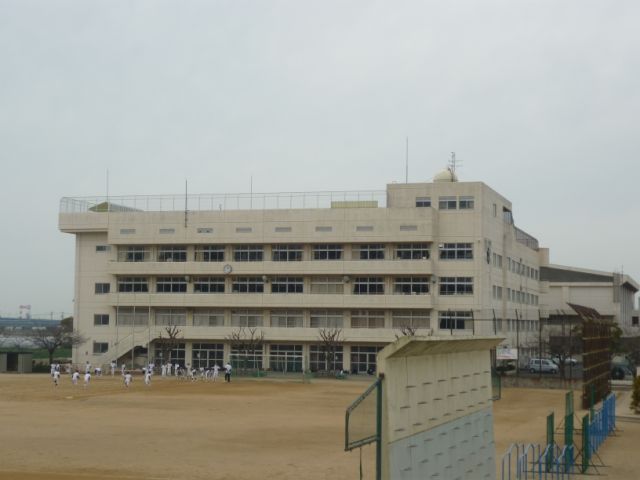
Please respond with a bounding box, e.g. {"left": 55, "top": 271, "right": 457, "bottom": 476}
{"left": 539, "top": 256, "right": 639, "bottom": 336}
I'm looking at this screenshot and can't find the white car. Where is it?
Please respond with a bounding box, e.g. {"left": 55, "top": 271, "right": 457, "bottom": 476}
{"left": 528, "top": 358, "right": 559, "bottom": 374}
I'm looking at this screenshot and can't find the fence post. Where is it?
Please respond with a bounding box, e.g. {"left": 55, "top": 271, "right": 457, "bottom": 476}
{"left": 581, "top": 413, "right": 589, "bottom": 473}
{"left": 546, "top": 412, "right": 554, "bottom": 472}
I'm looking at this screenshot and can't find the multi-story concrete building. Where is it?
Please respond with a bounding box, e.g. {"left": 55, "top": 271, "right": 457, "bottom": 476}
{"left": 59, "top": 169, "right": 546, "bottom": 372}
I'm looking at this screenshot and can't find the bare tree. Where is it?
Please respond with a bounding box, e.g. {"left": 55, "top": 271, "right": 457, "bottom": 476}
{"left": 30, "top": 318, "right": 87, "bottom": 365}
{"left": 395, "top": 325, "right": 418, "bottom": 339}
{"left": 154, "top": 325, "right": 183, "bottom": 365}
{"left": 226, "top": 327, "right": 265, "bottom": 370}
{"left": 318, "top": 328, "right": 343, "bottom": 372}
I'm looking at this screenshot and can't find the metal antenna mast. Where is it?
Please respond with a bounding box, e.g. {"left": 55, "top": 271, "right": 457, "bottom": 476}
{"left": 184, "top": 180, "right": 188, "bottom": 228}
{"left": 405, "top": 137, "right": 409, "bottom": 183}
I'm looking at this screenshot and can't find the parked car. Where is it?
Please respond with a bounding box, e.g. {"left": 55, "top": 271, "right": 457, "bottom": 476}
{"left": 527, "top": 358, "right": 559, "bottom": 374}
{"left": 551, "top": 356, "right": 578, "bottom": 367}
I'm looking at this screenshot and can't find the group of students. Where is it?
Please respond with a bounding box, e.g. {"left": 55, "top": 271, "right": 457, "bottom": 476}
{"left": 51, "top": 360, "right": 233, "bottom": 388}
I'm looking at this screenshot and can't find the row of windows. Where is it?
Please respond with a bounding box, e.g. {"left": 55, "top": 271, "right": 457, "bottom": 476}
{"left": 491, "top": 253, "right": 539, "bottom": 280}
{"left": 94, "top": 308, "right": 436, "bottom": 329}
{"left": 99, "top": 275, "right": 471, "bottom": 295}
{"left": 108, "top": 243, "right": 473, "bottom": 262}
{"left": 414, "top": 196, "right": 475, "bottom": 210}
{"left": 493, "top": 318, "right": 540, "bottom": 332}
{"left": 492, "top": 285, "right": 539, "bottom": 305}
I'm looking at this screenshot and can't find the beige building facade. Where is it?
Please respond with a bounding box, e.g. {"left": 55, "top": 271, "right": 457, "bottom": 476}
{"left": 59, "top": 171, "right": 547, "bottom": 371}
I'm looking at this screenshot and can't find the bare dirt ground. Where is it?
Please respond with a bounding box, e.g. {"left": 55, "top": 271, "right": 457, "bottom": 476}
{"left": 0, "top": 374, "right": 637, "bottom": 479}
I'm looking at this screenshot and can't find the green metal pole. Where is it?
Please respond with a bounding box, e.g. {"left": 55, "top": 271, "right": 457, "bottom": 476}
{"left": 582, "top": 414, "right": 589, "bottom": 473}
{"left": 376, "top": 379, "right": 382, "bottom": 480}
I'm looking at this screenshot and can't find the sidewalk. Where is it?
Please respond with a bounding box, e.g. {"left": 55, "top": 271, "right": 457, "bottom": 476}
{"left": 614, "top": 389, "right": 640, "bottom": 423}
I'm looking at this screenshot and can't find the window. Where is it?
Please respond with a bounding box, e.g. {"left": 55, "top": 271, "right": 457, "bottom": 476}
{"left": 493, "top": 253, "right": 503, "bottom": 268}
{"left": 156, "top": 342, "right": 185, "bottom": 364}
{"left": 116, "top": 307, "right": 148, "bottom": 326}
{"left": 459, "top": 196, "right": 474, "bottom": 209}
{"left": 93, "top": 342, "right": 108, "bottom": 354}
{"left": 492, "top": 285, "right": 503, "bottom": 300}
{"left": 357, "top": 244, "right": 385, "bottom": 260}
{"left": 120, "top": 228, "right": 135, "bottom": 235}
{"left": 438, "top": 196, "right": 457, "bottom": 210}
{"left": 270, "top": 344, "right": 303, "bottom": 373}
{"left": 350, "top": 346, "right": 383, "bottom": 373}
{"left": 193, "top": 310, "right": 224, "bottom": 327}
{"left": 95, "top": 283, "right": 110, "bottom": 294}
{"left": 353, "top": 277, "right": 384, "bottom": 295}
{"left": 633, "top": 316, "right": 639, "bottom": 327}
{"left": 439, "top": 277, "right": 473, "bottom": 295}
{"left": 234, "top": 245, "right": 263, "bottom": 262}
{"left": 399, "top": 225, "right": 417, "bottom": 231}
{"left": 310, "top": 345, "right": 343, "bottom": 372}
{"left": 194, "top": 245, "right": 224, "bottom": 262}
{"left": 396, "top": 243, "right": 430, "bottom": 260}
{"left": 192, "top": 343, "right": 224, "bottom": 368}
{"left": 350, "top": 310, "right": 385, "bottom": 328}
{"left": 439, "top": 243, "right": 473, "bottom": 260}
{"left": 438, "top": 311, "right": 472, "bottom": 330}
{"left": 119, "top": 246, "right": 150, "bottom": 262}
{"left": 271, "top": 310, "right": 303, "bottom": 328}
{"left": 393, "top": 277, "right": 429, "bottom": 295}
{"left": 232, "top": 277, "right": 264, "bottom": 293}
{"left": 415, "top": 197, "right": 431, "bottom": 207}
{"left": 93, "top": 314, "right": 109, "bottom": 326}
{"left": 236, "top": 227, "right": 252, "bottom": 233}
{"left": 159, "top": 228, "right": 175, "bottom": 234}
{"left": 156, "top": 277, "right": 187, "bottom": 293}
{"left": 95, "top": 245, "right": 110, "bottom": 252}
{"left": 310, "top": 310, "right": 344, "bottom": 328}
{"left": 271, "top": 277, "right": 303, "bottom": 293}
{"left": 313, "top": 244, "right": 342, "bottom": 260}
{"left": 155, "top": 308, "right": 186, "bottom": 326}
{"left": 315, "top": 226, "right": 333, "bottom": 232}
{"left": 272, "top": 245, "right": 303, "bottom": 262}
{"left": 356, "top": 225, "right": 374, "bottom": 232}
{"left": 197, "top": 227, "right": 213, "bottom": 234}
{"left": 230, "top": 309, "right": 263, "bottom": 327}
{"left": 492, "top": 203, "right": 497, "bottom": 217}
{"left": 194, "top": 277, "right": 225, "bottom": 293}
{"left": 118, "top": 277, "right": 148, "bottom": 293}
{"left": 230, "top": 345, "right": 263, "bottom": 369}
{"left": 392, "top": 310, "right": 430, "bottom": 329}
{"left": 274, "top": 226, "right": 291, "bottom": 233}
{"left": 310, "top": 277, "right": 344, "bottom": 294}
{"left": 158, "top": 246, "right": 187, "bottom": 262}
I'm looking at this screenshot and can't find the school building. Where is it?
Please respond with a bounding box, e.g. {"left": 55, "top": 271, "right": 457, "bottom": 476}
{"left": 57, "top": 168, "right": 636, "bottom": 372}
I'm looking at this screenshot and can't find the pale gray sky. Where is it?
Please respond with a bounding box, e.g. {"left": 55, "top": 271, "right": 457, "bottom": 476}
{"left": 0, "top": 0, "right": 638, "bottom": 317}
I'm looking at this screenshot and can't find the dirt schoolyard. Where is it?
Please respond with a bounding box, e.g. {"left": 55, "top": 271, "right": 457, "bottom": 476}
{"left": 0, "top": 374, "right": 637, "bottom": 479}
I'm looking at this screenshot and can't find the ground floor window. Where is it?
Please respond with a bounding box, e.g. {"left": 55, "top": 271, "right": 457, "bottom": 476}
{"left": 230, "top": 346, "right": 263, "bottom": 370}
{"left": 154, "top": 342, "right": 186, "bottom": 366}
{"left": 192, "top": 343, "right": 224, "bottom": 368}
{"left": 350, "top": 346, "right": 383, "bottom": 374}
{"left": 310, "top": 345, "right": 343, "bottom": 372}
{"left": 269, "top": 344, "right": 303, "bottom": 373}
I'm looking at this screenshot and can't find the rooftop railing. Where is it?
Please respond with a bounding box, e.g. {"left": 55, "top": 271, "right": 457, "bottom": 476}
{"left": 515, "top": 226, "right": 539, "bottom": 251}
{"left": 60, "top": 190, "right": 387, "bottom": 214}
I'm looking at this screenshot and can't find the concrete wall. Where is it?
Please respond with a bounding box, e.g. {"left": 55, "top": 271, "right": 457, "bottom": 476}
{"left": 377, "top": 336, "right": 502, "bottom": 480}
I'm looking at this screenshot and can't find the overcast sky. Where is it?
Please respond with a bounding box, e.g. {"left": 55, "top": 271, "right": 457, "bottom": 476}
{"left": 0, "top": 1, "right": 638, "bottom": 318}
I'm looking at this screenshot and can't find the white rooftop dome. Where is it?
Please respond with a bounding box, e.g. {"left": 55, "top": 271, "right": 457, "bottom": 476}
{"left": 433, "top": 168, "right": 458, "bottom": 183}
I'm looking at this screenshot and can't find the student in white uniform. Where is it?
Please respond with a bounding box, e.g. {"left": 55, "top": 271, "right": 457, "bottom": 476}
{"left": 144, "top": 369, "right": 151, "bottom": 386}
{"left": 110, "top": 361, "right": 117, "bottom": 376}
{"left": 121, "top": 364, "right": 126, "bottom": 376}
{"left": 124, "top": 371, "right": 133, "bottom": 388}
{"left": 212, "top": 364, "right": 220, "bottom": 382}
{"left": 52, "top": 370, "right": 61, "bottom": 387}
{"left": 71, "top": 370, "right": 80, "bottom": 385}
{"left": 85, "top": 361, "right": 91, "bottom": 374}
{"left": 174, "top": 363, "right": 180, "bottom": 376}
{"left": 224, "top": 362, "right": 232, "bottom": 383}
{"left": 83, "top": 371, "right": 91, "bottom": 387}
